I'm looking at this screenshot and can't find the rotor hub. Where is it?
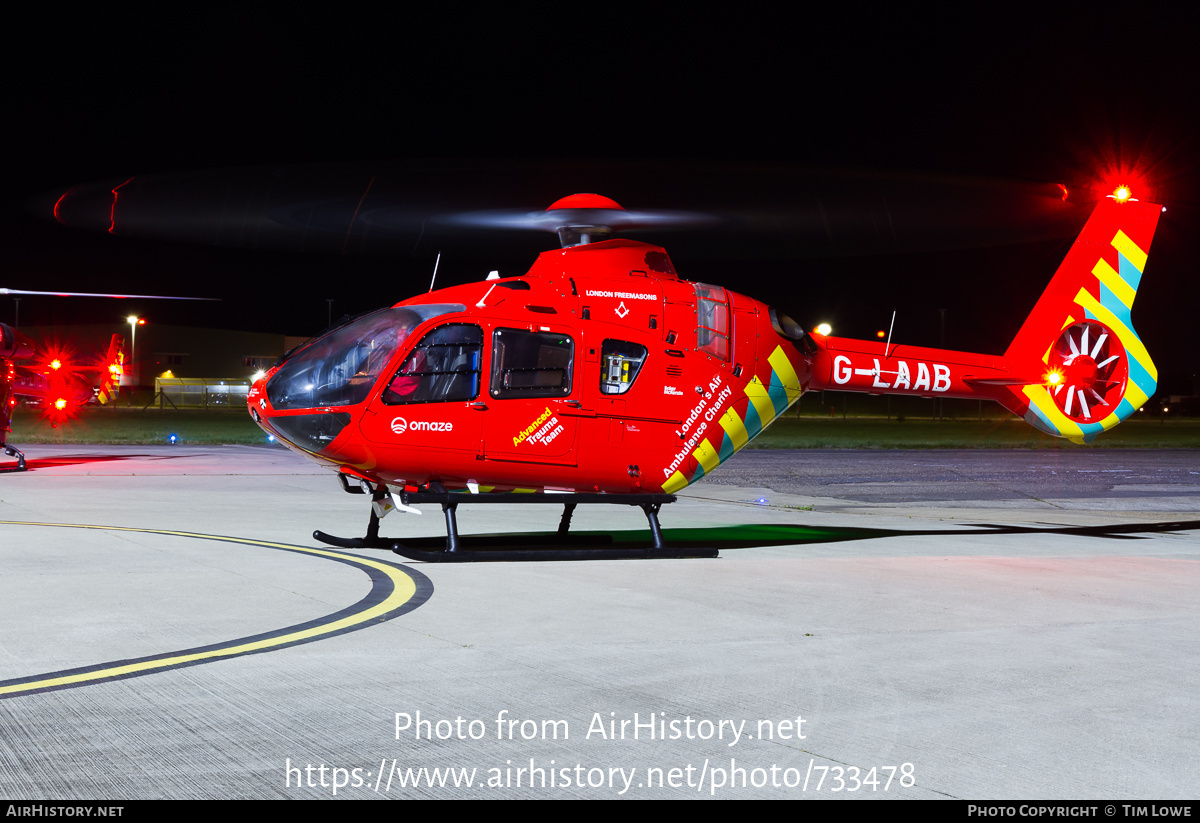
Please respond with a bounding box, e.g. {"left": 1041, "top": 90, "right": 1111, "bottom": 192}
{"left": 1046, "top": 320, "right": 1127, "bottom": 423}
{"left": 1061, "top": 355, "right": 1097, "bottom": 390}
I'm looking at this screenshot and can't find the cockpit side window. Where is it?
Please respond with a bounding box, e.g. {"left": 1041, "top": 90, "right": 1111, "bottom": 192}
{"left": 695, "top": 283, "right": 731, "bottom": 360}
{"left": 383, "top": 324, "right": 483, "bottom": 405}
{"left": 265, "top": 304, "right": 465, "bottom": 411}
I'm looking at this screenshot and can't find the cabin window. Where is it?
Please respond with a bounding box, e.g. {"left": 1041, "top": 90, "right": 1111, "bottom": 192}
{"left": 695, "top": 283, "right": 731, "bottom": 361}
{"left": 599, "top": 340, "right": 647, "bottom": 395}
{"left": 490, "top": 329, "right": 574, "bottom": 398}
{"left": 383, "top": 324, "right": 483, "bottom": 405}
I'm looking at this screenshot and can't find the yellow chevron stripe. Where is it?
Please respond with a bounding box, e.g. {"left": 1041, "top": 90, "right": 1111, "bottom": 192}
{"left": 767, "top": 346, "right": 803, "bottom": 399}
{"left": 744, "top": 376, "right": 776, "bottom": 426}
{"left": 1074, "top": 288, "right": 1157, "bottom": 381}
{"left": 1111, "top": 230, "right": 1146, "bottom": 273}
{"left": 719, "top": 407, "right": 749, "bottom": 451}
{"left": 1124, "top": 381, "right": 1151, "bottom": 411}
{"left": 1044, "top": 315, "right": 1078, "bottom": 363}
{"left": 1092, "top": 258, "right": 1136, "bottom": 308}
{"left": 693, "top": 438, "right": 720, "bottom": 474}
{"left": 662, "top": 471, "right": 689, "bottom": 494}
{"left": 1022, "top": 385, "right": 1090, "bottom": 444}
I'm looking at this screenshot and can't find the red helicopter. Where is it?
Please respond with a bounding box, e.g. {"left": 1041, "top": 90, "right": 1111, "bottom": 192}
{"left": 246, "top": 188, "right": 1162, "bottom": 561}
{"left": 0, "top": 316, "right": 124, "bottom": 472}
{"left": 0, "top": 288, "right": 219, "bottom": 472}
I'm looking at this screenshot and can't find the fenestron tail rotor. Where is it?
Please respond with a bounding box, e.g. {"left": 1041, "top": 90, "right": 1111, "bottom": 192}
{"left": 1046, "top": 320, "right": 1128, "bottom": 424}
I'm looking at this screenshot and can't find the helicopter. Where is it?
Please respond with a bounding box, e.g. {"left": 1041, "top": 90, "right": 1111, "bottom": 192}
{"left": 245, "top": 188, "right": 1162, "bottom": 561}
{"left": 0, "top": 288, "right": 221, "bottom": 472}
{"left": 0, "top": 319, "right": 124, "bottom": 472}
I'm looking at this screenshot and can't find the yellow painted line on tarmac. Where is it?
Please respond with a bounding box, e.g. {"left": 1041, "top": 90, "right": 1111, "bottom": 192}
{"left": 0, "top": 521, "right": 432, "bottom": 699}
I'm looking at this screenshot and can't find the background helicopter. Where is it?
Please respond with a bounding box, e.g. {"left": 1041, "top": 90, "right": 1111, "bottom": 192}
{"left": 0, "top": 294, "right": 125, "bottom": 471}
{"left": 0, "top": 289, "right": 218, "bottom": 472}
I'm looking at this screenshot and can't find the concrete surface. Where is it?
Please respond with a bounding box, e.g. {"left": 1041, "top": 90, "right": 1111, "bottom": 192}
{"left": 0, "top": 444, "right": 1196, "bottom": 799}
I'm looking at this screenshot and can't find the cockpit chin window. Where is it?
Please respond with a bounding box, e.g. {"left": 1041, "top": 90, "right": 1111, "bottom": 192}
{"left": 266, "top": 304, "right": 464, "bottom": 410}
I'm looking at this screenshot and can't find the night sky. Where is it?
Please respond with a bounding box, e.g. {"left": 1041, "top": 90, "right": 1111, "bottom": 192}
{"left": 7, "top": 10, "right": 1199, "bottom": 393}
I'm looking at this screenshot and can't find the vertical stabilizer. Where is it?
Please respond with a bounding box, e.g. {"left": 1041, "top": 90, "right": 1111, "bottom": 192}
{"left": 998, "top": 195, "right": 1160, "bottom": 443}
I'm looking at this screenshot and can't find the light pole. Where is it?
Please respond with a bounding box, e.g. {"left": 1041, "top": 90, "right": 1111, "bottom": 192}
{"left": 126, "top": 315, "right": 143, "bottom": 391}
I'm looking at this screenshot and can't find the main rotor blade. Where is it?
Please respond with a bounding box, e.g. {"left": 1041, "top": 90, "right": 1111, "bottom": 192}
{"left": 0, "top": 288, "right": 218, "bottom": 300}
{"left": 40, "top": 160, "right": 1089, "bottom": 261}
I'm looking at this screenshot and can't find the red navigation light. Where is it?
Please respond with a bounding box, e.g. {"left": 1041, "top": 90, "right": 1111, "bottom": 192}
{"left": 875, "top": 330, "right": 886, "bottom": 339}
{"left": 1113, "top": 186, "right": 1132, "bottom": 202}
{"left": 54, "top": 398, "right": 68, "bottom": 411}
{"left": 50, "top": 359, "right": 62, "bottom": 370}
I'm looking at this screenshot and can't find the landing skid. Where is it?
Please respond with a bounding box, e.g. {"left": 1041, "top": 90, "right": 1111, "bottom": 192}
{"left": 1, "top": 444, "right": 27, "bottom": 473}
{"left": 313, "top": 490, "right": 718, "bottom": 562}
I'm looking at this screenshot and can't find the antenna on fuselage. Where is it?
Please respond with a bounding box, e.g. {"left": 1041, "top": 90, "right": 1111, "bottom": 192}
{"left": 884, "top": 310, "right": 897, "bottom": 358}
{"left": 428, "top": 252, "right": 442, "bottom": 293}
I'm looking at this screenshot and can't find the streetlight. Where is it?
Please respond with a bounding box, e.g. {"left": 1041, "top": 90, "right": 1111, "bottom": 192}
{"left": 126, "top": 315, "right": 144, "bottom": 388}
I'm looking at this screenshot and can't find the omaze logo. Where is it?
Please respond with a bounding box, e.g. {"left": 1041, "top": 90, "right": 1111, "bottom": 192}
{"left": 392, "top": 416, "right": 453, "bottom": 434}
